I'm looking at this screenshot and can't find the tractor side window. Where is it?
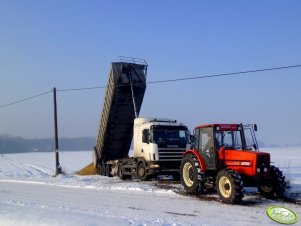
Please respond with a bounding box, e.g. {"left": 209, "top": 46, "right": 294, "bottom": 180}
{"left": 200, "top": 128, "right": 214, "bottom": 153}
{"left": 244, "top": 127, "right": 258, "bottom": 150}
{"left": 193, "top": 128, "right": 200, "bottom": 150}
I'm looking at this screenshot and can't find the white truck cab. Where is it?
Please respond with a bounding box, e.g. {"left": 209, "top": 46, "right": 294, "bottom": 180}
{"left": 133, "top": 118, "right": 189, "bottom": 179}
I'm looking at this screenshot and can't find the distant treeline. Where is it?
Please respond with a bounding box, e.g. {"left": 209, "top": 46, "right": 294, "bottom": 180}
{"left": 0, "top": 135, "right": 95, "bottom": 153}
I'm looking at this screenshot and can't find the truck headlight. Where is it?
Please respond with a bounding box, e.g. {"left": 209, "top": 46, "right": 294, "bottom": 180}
{"left": 150, "top": 164, "right": 160, "bottom": 168}
{"left": 264, "top": 167, "right": 268, "bottom": 172}
{"left": 257, "top": 168, "right": 260, "bottom": 173}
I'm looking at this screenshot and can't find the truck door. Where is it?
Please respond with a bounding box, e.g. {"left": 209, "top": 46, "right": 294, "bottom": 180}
{"left": 197, "top": 127, "right": 216, "bottom": 170}
{"left": 140, "top": 129, "right": 150, "bottom": 160}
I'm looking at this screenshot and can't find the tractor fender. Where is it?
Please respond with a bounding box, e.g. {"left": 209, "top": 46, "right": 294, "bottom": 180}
{"left": 183, "top": 150, "right": 207, "bottom": 171}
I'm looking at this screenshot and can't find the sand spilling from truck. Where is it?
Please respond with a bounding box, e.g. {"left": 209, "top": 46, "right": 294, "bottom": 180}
{"left": 76, "top": 163, "right": 97, "bottom": 175}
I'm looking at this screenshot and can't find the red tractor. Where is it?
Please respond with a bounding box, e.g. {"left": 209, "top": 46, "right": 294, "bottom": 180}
{"left": 180, "top": 123, "right": 286, "bottom": 204}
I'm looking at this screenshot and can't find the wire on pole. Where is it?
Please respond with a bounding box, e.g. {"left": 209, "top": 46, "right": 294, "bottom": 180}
{"left": 0, "top": 90, "right": 52, "bottom": 109}
{"left": 0, "top": 63, "right": 301, "bottom": 110}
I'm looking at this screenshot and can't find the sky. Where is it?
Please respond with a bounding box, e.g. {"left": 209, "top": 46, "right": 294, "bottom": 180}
{"left": 0, "top": 1, "right": 301, "bottom": 147}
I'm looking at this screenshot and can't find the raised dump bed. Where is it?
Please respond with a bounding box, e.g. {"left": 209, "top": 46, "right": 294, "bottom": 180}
{"left": 94, "top": 61, "right": 147, "bottom": 165}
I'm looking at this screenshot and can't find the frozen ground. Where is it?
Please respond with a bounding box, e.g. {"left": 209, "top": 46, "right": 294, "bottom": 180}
{"left": 0, "top": 147, "right": 300, "bottom": 226}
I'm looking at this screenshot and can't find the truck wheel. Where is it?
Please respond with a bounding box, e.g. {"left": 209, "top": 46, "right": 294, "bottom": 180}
{"left": 106, "top": 164, "right": 113, "bottom": 177}
{"left": 216, "top": 169, "right": 244, "bottom": 204}
{"left": 102, "top": 164, "right": 107, "bottom": 176}
{"left": 97, "top": 163, "right": 104, "bottom": 175}
{"left": 180, "top": 155, "right": 205, "bottom": 195}
{"left": 118, "top": 165, "right": 132, "bottom": 180}
{"left": 137, "top": 162, "right": 148, "bottom": 181}
{"left": 258, "top": 166, "right": 286, "bottom": 199}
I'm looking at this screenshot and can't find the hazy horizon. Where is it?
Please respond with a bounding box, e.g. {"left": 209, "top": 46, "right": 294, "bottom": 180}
{"left": 1, "top": 1, "right": 301, "bottom": 147}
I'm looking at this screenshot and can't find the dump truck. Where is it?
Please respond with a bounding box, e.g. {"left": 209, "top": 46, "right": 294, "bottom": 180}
{"left": 93, "top": 59, "right": 189, "bottom": 180}
{"left": 180, "top": 123, "right": 286, "bottom": 203}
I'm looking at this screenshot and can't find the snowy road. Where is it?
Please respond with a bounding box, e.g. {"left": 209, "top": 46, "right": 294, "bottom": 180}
{"left": 1, "top": 179, "right": 294, "bottom": 226}
{"left": 0, "top": 149, "right": 300, "bottom": 226}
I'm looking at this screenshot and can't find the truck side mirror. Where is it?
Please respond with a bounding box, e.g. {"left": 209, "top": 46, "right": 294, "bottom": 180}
{"left": 189, "top": 135, "right": 194, "bottom": 144}
{"left": 189, "top": 135, "right": 195, "bottom": 149}
{"left": 142, "top": 129, "right": 149, "bottom": 144}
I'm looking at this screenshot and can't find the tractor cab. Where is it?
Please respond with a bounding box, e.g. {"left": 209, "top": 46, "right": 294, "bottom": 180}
{"left": 192, "top": 124, "right": 259, "bottom": 170}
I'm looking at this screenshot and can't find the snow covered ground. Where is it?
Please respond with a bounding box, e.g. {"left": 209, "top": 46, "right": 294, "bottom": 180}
{"left": 0, "top": 147, "right": 300, "bottom": 226}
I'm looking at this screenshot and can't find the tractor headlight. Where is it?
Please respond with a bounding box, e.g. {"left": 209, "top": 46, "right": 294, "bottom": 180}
{"left": 264, "top": 167, "right": 268, "bottom": 172}
{"left": 257, "top": 168, "right": 260, "bottom": 173}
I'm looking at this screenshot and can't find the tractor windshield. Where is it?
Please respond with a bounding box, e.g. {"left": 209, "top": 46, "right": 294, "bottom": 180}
{"left": 215, "top": 130, "right": 243, "bottom": 150}
{"left": 215, "top": 126, "right": 258, "bottom": 151}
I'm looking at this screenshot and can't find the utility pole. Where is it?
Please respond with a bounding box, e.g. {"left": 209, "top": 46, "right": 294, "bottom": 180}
{"left": 53, "top": 87, "right": 62, "bottom": 176}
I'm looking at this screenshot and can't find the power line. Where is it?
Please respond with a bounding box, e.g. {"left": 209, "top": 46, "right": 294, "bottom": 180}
{"left": 147, "top": 64, "right": 301, "bottom": 84}
{"left": 56, "top": 63, "right": 301, "bottom": 91}
{"left": 57, "top": 86, "right": 106, "bottom": 92}
{"left": 0, "top": 90, "right": 52, "bottom": 109}
{"left": 1, "top": 63, "right": 301, "bottom": 109}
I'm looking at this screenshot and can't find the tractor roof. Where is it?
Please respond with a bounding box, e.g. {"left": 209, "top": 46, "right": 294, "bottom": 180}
{"left": 196, "top": 124, "right": 240, "bottom": 131}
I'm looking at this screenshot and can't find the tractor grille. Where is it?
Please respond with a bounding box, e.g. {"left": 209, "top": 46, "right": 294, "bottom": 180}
{"left": 158, "top": 148, "right": 185, "bottom": 161}
{"left": 256, "top": 154, "right": 270, "bottom": 174}
{"left": 257, "top": 155, "right": 270, "bottom": 167}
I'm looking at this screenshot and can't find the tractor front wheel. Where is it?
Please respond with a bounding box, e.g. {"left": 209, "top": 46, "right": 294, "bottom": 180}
{"left": 180, "top": 155, "right": 204, "bottom": 195}
{"left": 258, "top": 166, "right": 286, "bottom": 199}
{"left": 216, "top": 169, "right": 244, "bottom": 204}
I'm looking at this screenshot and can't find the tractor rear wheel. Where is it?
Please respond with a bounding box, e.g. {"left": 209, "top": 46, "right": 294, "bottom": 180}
{"left": 180, "top": 155, "right": 205, "bottom": 195}
{"left": 258, "top": 166, "right": 286, "bottom": 199}
{"left": 216, "top": 169, "right": 244, "bottom": 204}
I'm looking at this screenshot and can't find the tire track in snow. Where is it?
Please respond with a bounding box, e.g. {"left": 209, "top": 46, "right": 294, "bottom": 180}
{"left": 0, "top": 155, "right": 51, "bottom": 178}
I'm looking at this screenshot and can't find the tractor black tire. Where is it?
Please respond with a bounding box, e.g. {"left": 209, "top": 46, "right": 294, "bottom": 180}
{"left": 180, "top": 155, "right": 205, "bottom": 195}
{"left": 137, "top": 162, "right": 149, "bottom": 181}
{"left": 216, "top": 168, "right": 244, "bottom": 204}
{"left": 258, "top": 166, "right": 286, "bottom": 199}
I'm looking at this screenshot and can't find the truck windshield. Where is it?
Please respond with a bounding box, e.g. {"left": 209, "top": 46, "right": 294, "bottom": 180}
{"left": 151, "top": 126, "right": 188, "bottom": 145}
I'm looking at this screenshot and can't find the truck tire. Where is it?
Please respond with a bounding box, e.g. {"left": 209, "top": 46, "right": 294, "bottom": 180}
{"left": 101, "top": 164, "right": 106, "bottom": 176}
{"left": 97, "top": 163, "right": 103, "bottom": 175}
{"left": 216, "top": 169, "right": 244, "bottom": 204}
{"left": 180, "top": 155, "right": 205, "bottom": 195}
{"left": 106, "top": 164, "right": 113, "bottom": 177}
{"left": 137, "top": 162, "right": 148, "bottom": 181}
{"left": 118, "top": 164, "right": 132, "bottom": 180}
{"left": 258, "top": 166, "right": 286, "bottom": 199}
